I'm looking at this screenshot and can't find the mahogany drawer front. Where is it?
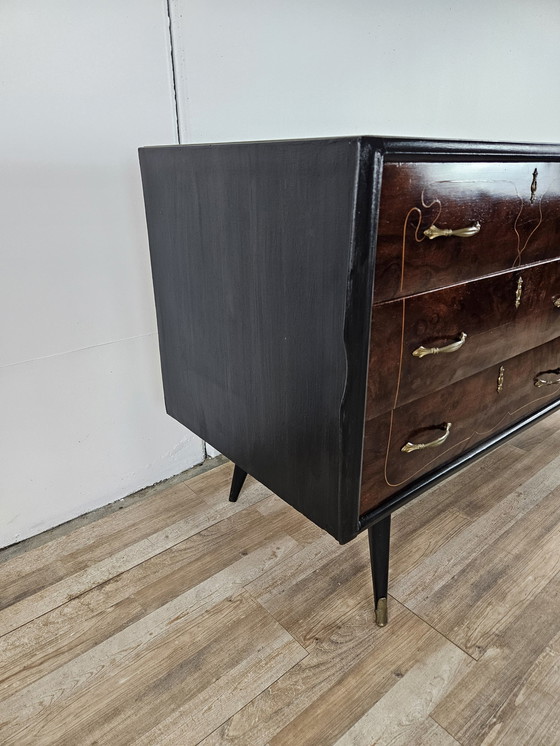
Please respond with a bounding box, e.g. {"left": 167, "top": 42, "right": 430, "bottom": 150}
{"left": 374, "top": 161, "right": 560, "bottom": 302}
{"left": 360, "top": 335, "right": 560, "bottom": 514}
{"left": 367, "top": 258, "right": 560, "bottom": 418}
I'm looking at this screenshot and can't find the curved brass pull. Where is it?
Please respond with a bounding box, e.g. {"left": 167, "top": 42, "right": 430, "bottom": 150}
{"left": 553, "top": 298, "right": 560, "bottom": 308}
{"left": 412, "top": 332, "right": 467, "bottom": 359}
{"left": 534, "top": 369, "right": 560, "bottom": 388}
{"left": 401, "top": 422, "right": 452, "bottom": 453}
{"left": 423, "top": 221, "right": 481, "bottom": 240}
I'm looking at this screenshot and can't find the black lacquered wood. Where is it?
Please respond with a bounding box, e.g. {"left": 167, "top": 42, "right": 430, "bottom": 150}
{"left": 365, "top": 135, "right": 560, "bottom": 161}
{"left": 368, "top": 515, "right": 391, "bottom": 626}
{"left": 228, "top": 465, "right": 247, "bottom": 503}
{"left": 337, "top": 142, "right": 381, "bottom": 542}
{"left": 140, "top": 139, "right": 365, "bottom": 540}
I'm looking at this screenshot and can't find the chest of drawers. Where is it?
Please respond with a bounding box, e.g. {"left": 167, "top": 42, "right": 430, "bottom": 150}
{"left": 140, "top": 136, "right": 560, "bottom": 627}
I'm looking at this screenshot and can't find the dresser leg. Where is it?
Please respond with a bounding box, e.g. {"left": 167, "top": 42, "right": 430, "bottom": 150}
{"left": 228, "top": 464, "right": 248, "bottom": 502}
{"left": 368, "top": 515, "right": 391, "bottom": 627}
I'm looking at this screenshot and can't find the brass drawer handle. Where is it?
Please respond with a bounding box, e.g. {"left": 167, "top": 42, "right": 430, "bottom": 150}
{"left": 534, "top": 369, "right": 560, "bottom": 388}
{"left": 553, "top": 298, "right": 560, "bottom": 308}
{"left": 412, "top": 332, "right": 467, "bottom": 359}
{"left": 401, "top": 422, "right": 452, "bottom": 453}
{"left": 423, "top": 221, "right": 481, "bottom": 240}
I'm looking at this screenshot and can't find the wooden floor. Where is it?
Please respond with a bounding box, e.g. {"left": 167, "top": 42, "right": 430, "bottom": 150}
{"left": 2, "top": 413, "right": 560, "bottom": 745}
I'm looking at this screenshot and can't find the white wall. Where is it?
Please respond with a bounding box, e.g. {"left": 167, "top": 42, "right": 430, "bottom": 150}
{"left": 0, "top": 1, "right": 204, "bottom": 547}
{"left": 169, "top": 0, "right": 560, "bottom": 145}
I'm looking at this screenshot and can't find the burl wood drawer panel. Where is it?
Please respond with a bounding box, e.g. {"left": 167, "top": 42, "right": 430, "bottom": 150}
{"left": 367, "top": 258, "right": 560, "bottom": 418}
{"left": 360, "top": 335, "right": 560, "bottom": 513}
{"left": 374, "top": 161, "right": 560, "bottom": 302}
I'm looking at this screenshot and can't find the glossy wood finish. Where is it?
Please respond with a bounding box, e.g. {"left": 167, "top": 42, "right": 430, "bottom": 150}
{"left": 375, "top": 161, "right": 560, "bottom": 302}
{"left": 367, "top": 257, "right": 560, "bottom": 418}
{"left": 361, "top": 335, "right": 560, "bottom": 513}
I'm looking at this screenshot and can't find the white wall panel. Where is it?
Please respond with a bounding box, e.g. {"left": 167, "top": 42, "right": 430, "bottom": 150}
{"left": 0, "top": 0, "right": 178, "bottom": 363}
{"left": 0, "top": 335, "right": 204, "bottom": 546}
{"left": 0, "top": 0, "right": 203, "bottom": 547}
{"left": 169, "top": 0, "right": 560, "bottom": 145}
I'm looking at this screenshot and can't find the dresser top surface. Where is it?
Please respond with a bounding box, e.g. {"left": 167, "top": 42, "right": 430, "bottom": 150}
{"left": 140, "top": 135, "right": 560, "bottom": 160}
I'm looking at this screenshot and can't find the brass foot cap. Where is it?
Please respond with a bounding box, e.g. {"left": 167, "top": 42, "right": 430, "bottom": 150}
{"left": 375, "top": 597, "right": 388, "bottom": 627}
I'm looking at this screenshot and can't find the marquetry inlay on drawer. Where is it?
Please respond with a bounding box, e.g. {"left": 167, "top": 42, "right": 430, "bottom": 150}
{"left": 361, "top": 335, "right": 560, "bottom": 514}
{"left": 374, "top": 161, "right": 560, "bottom": 302}
{"left": 367, "top": 257, "right": 560, "bottom": 418}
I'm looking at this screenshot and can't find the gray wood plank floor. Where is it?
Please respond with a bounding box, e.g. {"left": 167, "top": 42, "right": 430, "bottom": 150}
{"left": 2, "top": 412, "right": 560, "bottom": 745}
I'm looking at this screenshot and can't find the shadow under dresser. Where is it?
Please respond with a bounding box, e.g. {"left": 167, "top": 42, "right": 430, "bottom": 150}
{"left": 140, "top": 136, "right": 560, "bottom": 626}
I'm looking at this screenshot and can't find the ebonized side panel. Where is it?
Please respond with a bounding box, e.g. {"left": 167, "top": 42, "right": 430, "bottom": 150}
{"left": 140, "top": 139, "right": 362, "bottom": 539}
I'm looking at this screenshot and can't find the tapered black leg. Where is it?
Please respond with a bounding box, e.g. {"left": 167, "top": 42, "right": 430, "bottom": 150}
{"left": 228, "top": 464, "right": 248, "bottom": 502}
{"left": 368, "top": 515, "right": 391, "bottom": 627}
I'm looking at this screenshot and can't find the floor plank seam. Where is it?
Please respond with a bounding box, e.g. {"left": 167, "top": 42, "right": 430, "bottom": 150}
{"left": 194, "top": 648, "right": 310, "bottom": 746}
{"left": 242, "top": 577, "right": 371, "bottom": 653}
{"left": 239, "top": 585, "right": 306, "bottom": 643}
{"left": 429, "top": 714, "right": 463, "bottom": 745}
{"left": 240, "top": 586, "right": 300, "bottom": 639}
{"left": 0, "top": 501, "right": 275, "bottom": 640}
{"left": 392, "top": 596, "right": 480, "bottom": 662}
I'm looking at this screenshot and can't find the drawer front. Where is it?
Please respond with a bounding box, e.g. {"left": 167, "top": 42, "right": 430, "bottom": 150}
{"left": 360, "top": 336, "right": 560, "bottom": 514}
{"left": 374, "top": 161, "right": 560, "bottom": 302}
{"left": 367, "top": 258, "right": 560, "bottom": 418}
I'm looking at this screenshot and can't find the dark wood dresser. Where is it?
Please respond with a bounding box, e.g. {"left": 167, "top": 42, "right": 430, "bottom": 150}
{"left": 140, "top": 136, "right": 560, "bottom": 626}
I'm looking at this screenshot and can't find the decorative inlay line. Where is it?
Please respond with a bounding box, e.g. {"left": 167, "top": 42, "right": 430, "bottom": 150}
{"left": 400, "top": 178, "right": 523, "bottom": 291}
{"left": 383, "top": 387, "right": 560, "bottom": 489}
{"left": 400, "top": 207, "right": 426, "bottom": 293}
{"left": 512, "top": 189, "right": 543, "bottom": 268}
{"left": 384, "top": 171, "right": 559, "bottom": 490}
{"left": 393, "top": 298, "right": 406, "bottom": 410}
